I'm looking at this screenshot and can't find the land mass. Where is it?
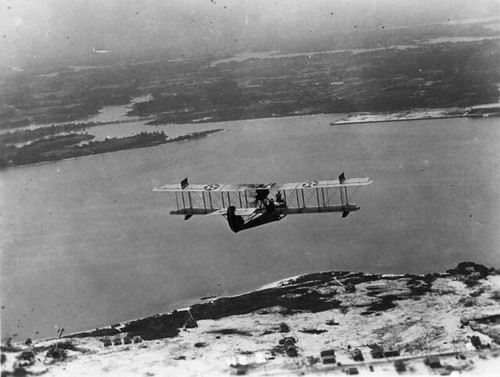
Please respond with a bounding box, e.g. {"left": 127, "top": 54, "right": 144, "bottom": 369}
{"left": 1, "top": 21, "right": 499, "bottom": 168}
{"left": 0, "top": 129, "right": 223, "bottom": 168}
{"left": 2, "top": 21, "right": 499, "bottom": 130}
{"left": 3, "top": 262, "right": 499, "bottom": 376}
{"left": 332, "top": 106, "right": 500, "bottom": 125}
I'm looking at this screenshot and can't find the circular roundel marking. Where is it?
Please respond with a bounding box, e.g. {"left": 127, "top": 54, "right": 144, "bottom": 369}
{"left": 204, "top": 184, "right": 220, "bottom": 191}
{"left": 301, "top": 181, "right": 319, "bottom": 188}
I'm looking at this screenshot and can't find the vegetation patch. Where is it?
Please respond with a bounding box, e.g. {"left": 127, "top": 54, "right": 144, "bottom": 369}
{"left": 0, "top": 129, "right": 222, "bottom": 168}
{"left": 208, "top": 329, "right": 252, "bottom": 336}
{"left": 406, "top": 275, "right": 436, "bottom": 296}
{"left": 299, "top": 328, "right": 328, "bottom": 334}
{"left": 360, "top": 295, "right": 400, "bottom": 315}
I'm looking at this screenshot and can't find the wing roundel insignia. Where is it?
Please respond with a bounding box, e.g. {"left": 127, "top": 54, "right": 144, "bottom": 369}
{"left": 204, "top": 184, "right": 220, "bottom": 191}
{"left": 301, "top": 181, "right": 319, "bottom": 188}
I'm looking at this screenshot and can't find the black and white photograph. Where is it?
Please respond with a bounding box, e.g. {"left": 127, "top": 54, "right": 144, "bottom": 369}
{"left": 1, "top": 0, "right": 500, "bottom": 375}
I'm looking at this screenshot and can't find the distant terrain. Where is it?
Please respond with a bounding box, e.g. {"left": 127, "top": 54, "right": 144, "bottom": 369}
{"left": 0, "top": 20, "right": 499, "bottom": 167}
{"left": 0, "top": 128, "right": 222, "bottom": 168}
{"left": 2, "top": 262, "right": 499, "bottom": 376}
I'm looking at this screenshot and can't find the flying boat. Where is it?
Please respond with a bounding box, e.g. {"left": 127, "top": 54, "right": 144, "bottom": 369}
{"left": 154, "top": 172, "right": 372, "bottom": 233}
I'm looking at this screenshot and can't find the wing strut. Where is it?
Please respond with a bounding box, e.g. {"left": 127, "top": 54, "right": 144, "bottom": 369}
{"left": 181, "top": 177, "right": 192, "bottom": 220}
{"left": 339, "top": 172, "right": 350, "bottom": 218}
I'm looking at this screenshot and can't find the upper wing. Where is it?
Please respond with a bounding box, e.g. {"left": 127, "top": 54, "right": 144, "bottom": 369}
{"left": 153, "top": 178, "right": 371, "bottom": 193}
{"left": 277, "top": 177, "right": 372, "bottom": 191}
{"left": 153, "top": 182, "right": 275, "bottom": 193}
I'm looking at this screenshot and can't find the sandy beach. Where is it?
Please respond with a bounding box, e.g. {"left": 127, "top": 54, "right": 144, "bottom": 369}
{"left": 3, "top": 262, "right": 500, "bottom": 376}
{"left": 331, "top": 107, "right": 500, "bottom": 125}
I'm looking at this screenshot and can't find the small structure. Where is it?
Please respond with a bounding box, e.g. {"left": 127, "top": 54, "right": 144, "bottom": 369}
{"left": 394, "top": 359, "right": 406, "bottom": 372}
{"left": 45, "top": 347, "right": 67, "bottom": 362}
{"left": 471, "top": 335, "right": 482, "bottom": 349}
{"left": 277, "top": 337, "right": 297, "bottom": 357}
{"left": 286, "top": 344, "right": 298, "bottom": 357}
{"left": 230, "top": 363, "right": 248, "bottom": 376}
{"left": 350, "top": 348, "right": 364, "bottom": 361}
{"left": 325, "top": 318, "right": 340, "bottom": 326}
{"left": 425, "top": 355, "right": 441, "bottom": 369}
{"left": 346, "top": 367, "right": 359, "bottom": 375}
{"left": 370, "top": 346, "right": 383, "bottom": 359}
{"left": 320, "top": 349, "right": 336, "bottom": 364}
{"left": 235, "top": 364, "right": 248, "bottom": 375}
{"left": 469, "top": 271, "right": 482, "bottom": 279}
{"left": 18, "top": 351, "right": 35, "bottom": 366}
{"left": 320, "top": 349, "right": 336, "bottom": 357}
{"left": 345, "top": 283, "right": 356, "bottom": 293}
{"left": 279, "top": 322, "right": 290, "bottom": 333}
{"left": 279, "top": 337, "right": 296, "bottom": 346}
{"left": 123, "top": 336, "right": 132, "bottom": 345}
{"left": 382, "top": 345, "right": 400, "bottom": 357}
{"left": 283, "top": 337, "right": 298, "bottom": 357}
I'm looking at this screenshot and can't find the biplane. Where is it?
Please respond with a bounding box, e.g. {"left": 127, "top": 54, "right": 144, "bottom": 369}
{"left": 153, "top": 172, "right": 372, "bottom": 233}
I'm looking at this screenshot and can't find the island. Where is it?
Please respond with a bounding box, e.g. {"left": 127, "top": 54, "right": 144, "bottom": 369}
{"left": 2, "top": 262, "right": 499, "bottom": 376}
{"left": 0, "top": 129, "right": 223, "bottom": 169}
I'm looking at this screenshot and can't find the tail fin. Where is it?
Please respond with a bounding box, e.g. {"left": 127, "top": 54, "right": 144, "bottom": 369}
{"left": 339, "top": 172, "right": 346, "bottom": 184}
{"left": 181, "top": 177, "right": 189, "bottom": 189}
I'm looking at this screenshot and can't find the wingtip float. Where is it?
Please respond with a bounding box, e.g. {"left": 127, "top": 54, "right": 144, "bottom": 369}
{"left": 154, "top": 173, "right": 373, "bottom": 233}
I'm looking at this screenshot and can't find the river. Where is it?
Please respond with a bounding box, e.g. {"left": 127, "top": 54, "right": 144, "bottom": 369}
{"left": 1, "top": 109, "right": 500, "bottom": 341}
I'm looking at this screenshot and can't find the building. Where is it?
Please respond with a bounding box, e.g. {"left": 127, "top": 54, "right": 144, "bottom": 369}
{"left": 382, "top": 346, "right": 400, "bottom": 357}
{"left": 426, "top": 355, "right": 441, "bottom": 369}
{"left": 18, "top": 351, "right": 35, "bottom": 367}
{"left": 320, "top": 349, "right": 336, "bottom": 364}
{"left": 370, "top": 346, "right": 384, "bottom": 359}
{"left": 350, "top": 348, "right": 364, "bottom": 361}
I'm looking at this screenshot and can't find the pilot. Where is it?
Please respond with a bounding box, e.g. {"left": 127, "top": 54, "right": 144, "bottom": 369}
{"left": 255, "top": 189, "right": 269, "bottom": 208}
{"left": 276, "top": 191, "right": 283, "bottom": 203}
{"left": 263, "top": 197, "right": 275, "bottom": 213}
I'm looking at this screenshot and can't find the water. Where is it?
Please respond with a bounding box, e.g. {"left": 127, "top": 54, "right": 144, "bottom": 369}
{"left": 423, "top": 36, "right": 500, "bottom": 44}
{"left": 210, "top": 33, "right": 500, "bottom": 67}
{"left": 0, "top": 94, "right": 151, "bottom": 136}
{"left": 1, "top": 112, "right": 500, "bottom": 341}
{"left": 210, "top": 45, "right": 420, "bottom": 67}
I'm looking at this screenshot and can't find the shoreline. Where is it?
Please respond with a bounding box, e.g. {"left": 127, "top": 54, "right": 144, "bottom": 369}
{"left": 3, "top": 262, "right": 499, "bottom": 376}
{"left": 42, "top": 262, "right": 499, "bottom": 340}
{"left": 0, "top": 129, "right": 223, "bottom": 170}
{"left": 2, "top": 105, "right": 499, "bottom": 170}
{"left": 332, "top": 107, "right": 500, "bottom": 125}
